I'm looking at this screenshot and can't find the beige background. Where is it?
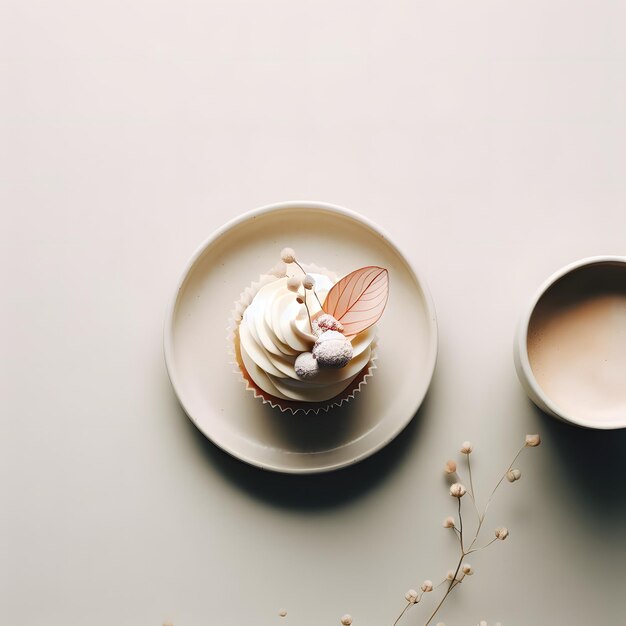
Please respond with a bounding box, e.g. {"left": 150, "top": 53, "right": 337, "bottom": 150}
{"left": 2, "top": 1, "right": 626, "bottom": 624}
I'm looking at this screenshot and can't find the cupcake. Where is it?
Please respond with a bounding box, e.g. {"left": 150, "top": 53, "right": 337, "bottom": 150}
{"left": 228, "top": 247, "right": 389, "bottom": 413}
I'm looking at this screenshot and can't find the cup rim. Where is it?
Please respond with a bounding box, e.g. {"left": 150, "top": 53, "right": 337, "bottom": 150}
{"left": 516, "top": 254, "right": 626, "bottom": 429}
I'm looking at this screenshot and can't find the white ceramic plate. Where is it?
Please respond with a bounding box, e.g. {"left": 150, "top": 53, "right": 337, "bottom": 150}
{"left": 164, "top": 201, "right": 438, "bottom": 473}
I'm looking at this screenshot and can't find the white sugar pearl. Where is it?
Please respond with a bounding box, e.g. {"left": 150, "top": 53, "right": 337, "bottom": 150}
{"left": 315, "top": 313, "right": 344, "bottom": 332}
{"left": 312, "top": 331, "right": 353, "bottom": 368}
{"left": 294, "top": 352, "right": 319, "bottom": 379}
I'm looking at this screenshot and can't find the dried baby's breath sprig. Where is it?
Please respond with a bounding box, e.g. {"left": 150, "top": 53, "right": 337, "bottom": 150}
{"left": 280, "top": 247, "right": 325, "bottom": 310}
{"left": 275, "top": 435, "right": 538, "bottom": 626}
{"left": 285, "top": 272, "right": 313, "bottom": 329}
{"left": 388, "top": 434, "right": 540, "bottom": 626}
{"left": 278, "top": 608, "right": 287, "bottom": 617}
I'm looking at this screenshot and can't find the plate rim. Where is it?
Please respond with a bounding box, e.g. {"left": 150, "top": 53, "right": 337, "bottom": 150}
{"left": 163, "top": 200, "right": 439, "bottom": 473}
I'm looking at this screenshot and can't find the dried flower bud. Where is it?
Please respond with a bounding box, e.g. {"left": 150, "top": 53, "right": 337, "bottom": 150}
{"left": 444, "top": 460, "right": 457, "bottom": 474}
{"left": 443, "top": 516, "right": 455, "bottom": 528}
{"left": 446, "top": 570, "right": 458, "bottom": 581}
{"left": 506, "top": 468, "right": 522, "bottom": 482}
{"left": 478, "top": 622, "right": 487, "bottom": 626}
{"left": 421, "top": 580, "right": 433, "bottom": 592}
{"left": 340, "top": 615, "right": 353, "bottom": 626}
{"left": 525, "top": 433, "right": 541, "bottom": 447}
{"left": 287, "top": 275, "right": 301, "bottom": 292}
{"left": 495, "top": 527, "right": 509, "bottom": 540}
{"left": 449, "top": 483, "right": 466, "bottom": 498}
{"left": 460, "top": 441, "right": 473, "bottom": 454}
{"left": 462, "top": 563, "right": 474, "bottom": 575}
{"left": 405, "top": 589, "right": 418, "bottom": 604}
{"left": 303, "top": 274, "right": 315, "bottom": 290}
{"left": 296, "top": 296, "right": 304, "bottom": 304}
{"left": 279, "top": 609, "right": 287, "bottom": 617}
{"left": 281, "top": 248, "right": 296, "bottom": 263}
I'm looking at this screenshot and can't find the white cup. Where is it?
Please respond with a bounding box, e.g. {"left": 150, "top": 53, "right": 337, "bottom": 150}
{"left": 514, "top": 255, "right": 626, "bottom": 429}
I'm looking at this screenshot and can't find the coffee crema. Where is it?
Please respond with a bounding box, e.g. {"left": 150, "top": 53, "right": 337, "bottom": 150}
{"left": 527, "top": 262, "right": 626, "bottom": 425}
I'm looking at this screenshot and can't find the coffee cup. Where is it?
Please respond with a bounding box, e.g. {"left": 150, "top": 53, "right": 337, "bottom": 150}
{"left": 514, "top": 256, "right": 626, "bottom": 429}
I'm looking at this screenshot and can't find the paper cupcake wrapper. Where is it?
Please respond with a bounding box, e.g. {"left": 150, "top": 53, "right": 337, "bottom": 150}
{"left": 226, "top": 263, "right": 378, "bottom": 415}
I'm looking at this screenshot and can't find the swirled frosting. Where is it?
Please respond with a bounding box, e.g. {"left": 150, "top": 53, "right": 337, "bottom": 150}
{"left": 238, "top": 272, "right": 376, "bottom": 402}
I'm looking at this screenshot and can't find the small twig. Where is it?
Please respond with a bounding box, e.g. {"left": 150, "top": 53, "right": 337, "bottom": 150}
{"left": 313, "top": 290, "right": 323, "bottom": 310}
{"left": 423, "top": 555, "right": 464, "bottom": 626}
{"left": 467, "top": 445, "right": 525, "bottom": 552}
{"left": 302, "top": 290, "right": 313, "bottom": 332}
{"left": 483, "top": 445, "right": 525, "bottom": 518}
{"left": 423, "top": 501, "right": 465, "bottom": 626}
{"left": 466, "top": 537, "right": 497, "bottom": 555}
{"left": 388, "top": 437, "right": 539, "bottom": 626}
{"left": 467, "top": 454, "right": 482, "bottom": 523}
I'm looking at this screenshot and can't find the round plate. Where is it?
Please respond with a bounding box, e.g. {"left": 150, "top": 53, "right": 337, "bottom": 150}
{"left": 164, "top": 201, "right": 438, "bottom": 473}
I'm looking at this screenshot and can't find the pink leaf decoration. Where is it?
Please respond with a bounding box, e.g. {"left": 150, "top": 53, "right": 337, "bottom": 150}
{"left": 322, "top": 266, "right": 389, "bottom": 338}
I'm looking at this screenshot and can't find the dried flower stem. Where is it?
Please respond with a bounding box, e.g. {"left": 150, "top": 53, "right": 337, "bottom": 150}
{"left": 466, "top": 454, "right": 482, "bottom": 523}
{"left": 314, "top": 290, "right": 324, "bottom": 309}
{"left": 466, "top": 538, "right": 497, "bottom": 554}
{"left": 389, "top": 437, "right": 539, "bottom": 626}
{"left": 457, "top": 499, "right": 464, "bottom": 553}
{"left": 294, "top": 259, "right": 324, "bottom": 313}
{"left": 423, "top": 499, "right": 465, "bottom": 626}
{"left": 483, "top": 446, "right": 524, "bottom": 517}
{"left": 392, "top": 603, "right": 412, "bottom": 626}
{"left": 467, "top": 445, "right": 525, "bottom": 552}
{"left": 302, "top": 289, "right": 313, "bottom": 332}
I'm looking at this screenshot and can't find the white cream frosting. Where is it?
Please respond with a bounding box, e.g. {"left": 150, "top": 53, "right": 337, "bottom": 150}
{"left": 238, "top": 272, "right": 376, "bottom": 402}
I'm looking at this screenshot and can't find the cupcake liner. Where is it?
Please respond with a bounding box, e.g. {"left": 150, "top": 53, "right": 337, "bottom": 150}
{"left": 226, "top": 263, "right": 378, "bottom": 415}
